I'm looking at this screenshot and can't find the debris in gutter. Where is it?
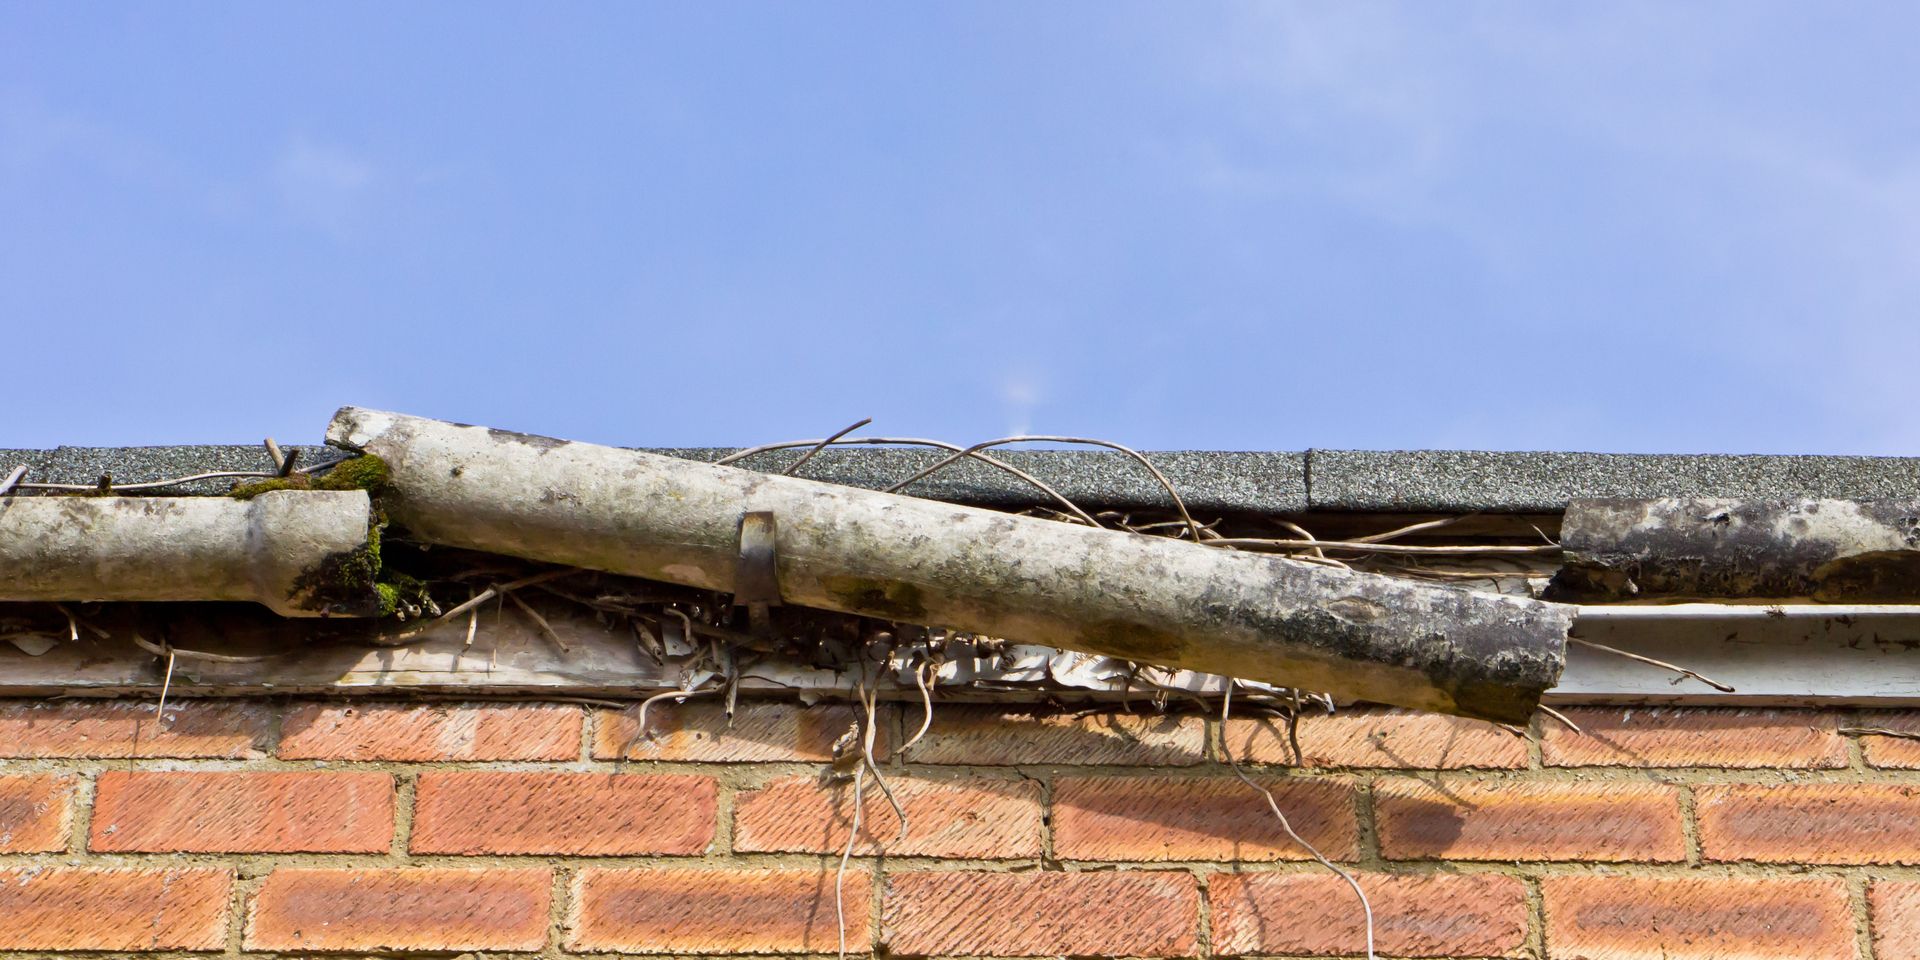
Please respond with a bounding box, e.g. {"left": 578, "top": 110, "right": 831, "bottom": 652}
{"left": 1551, "top": 497, "right": 1920, "bottom": 602}
{"left": 329, "top": 406, "right": 1572, "bottom": 724}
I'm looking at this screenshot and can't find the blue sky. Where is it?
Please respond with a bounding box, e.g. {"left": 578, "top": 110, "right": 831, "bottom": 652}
{"left": 5, "top": 4, "right": 1917, "bottom": 453}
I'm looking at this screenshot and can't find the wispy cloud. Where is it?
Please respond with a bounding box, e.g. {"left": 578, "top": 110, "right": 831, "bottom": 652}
{"left": 1157, "top": 3, "right": 1920, "bottom": 451}
{"left": 274, "top": 135, "right": 377, "bottom": 237}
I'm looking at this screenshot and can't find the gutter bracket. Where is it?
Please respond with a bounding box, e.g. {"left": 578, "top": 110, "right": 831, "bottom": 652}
{"left": 733, "top": 511, "right": 782, "bottom": 638}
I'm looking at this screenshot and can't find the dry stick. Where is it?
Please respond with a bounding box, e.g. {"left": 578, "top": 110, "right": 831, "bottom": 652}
{"left": 51, "top": 603, "right": 110, "bottom": 641}
{"left": 1202, "top": 538, "right": 1560, "bottom": 556}
{"left": 1840, "top": 727, "right": 1920, "bottom": 742}
{"left": 836, "top": 675, "right": 874, "bottom": 960}
{"left": 379, "top": 568, "right": 577, "bottom": 646}
{"left": 155, "top": 649, "right": 176, "bottom": 719}
{"left": 901, "top": 661, "right": 935, "bottom": 755}
{"left": 463, "top": 588, "right": 480, "bottom": 648}
{"left": 717, "top": 436, "right": 1101, "bottom": 529}
{"left": 1222, "top": 685, "right": 1375, "bottom": 960}
{"left": 1273, "top": 520, "right": 1346, "bottom": 568}
{"left": 0, "top": 465, "right": 26, "bottom": 496}
{"left": 882, "top": 435, "right": 1203, "bottom": 543}
{"left": 783, "top": 418, "right": 872, "bottom": 476}
{"left": 1538, "top": 704, "right": 1583, "bottom": 735}
{"left": 128, "top": 632, "right": 276, "bottom": 664}
{"left": 621, "top": 684, "right": 722, "bottom": 756}
{"left": 1348, "top": 514, "right": 1470, "bottom": 544}
{"left": 504, "top": 591, "right": 574, "bottom": 654}
{"left": 856, "top": 680, "right": 908, "bottom": 843}
{"left": 1567, "top": 636, "right": 1736, "bottom": 693}
{"left": 16, "top": 470, "right": 283, "bottom": 493}
{"left": 15, "top": 448, "right": 351, "bottom": 494}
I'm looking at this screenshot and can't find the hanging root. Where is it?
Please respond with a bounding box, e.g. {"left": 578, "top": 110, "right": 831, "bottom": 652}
{"left": 835, "top": 673, "right": 891, "bottom": 960}
{"left": 1222, "top": 685, "right": 1375, "bottom": 960}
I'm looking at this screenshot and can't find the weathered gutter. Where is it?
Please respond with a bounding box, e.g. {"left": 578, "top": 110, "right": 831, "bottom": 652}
{"left": 0, "top": 490, "right": 381, "bottom": 617}
{"left": 328, "top": 407, "right": 1572, "bottom": 723}
{"left": 1551, "top": 497, "right": 1920, "bottom": 602}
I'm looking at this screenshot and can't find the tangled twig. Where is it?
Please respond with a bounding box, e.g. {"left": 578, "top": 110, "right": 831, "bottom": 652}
{"left": 883, "top": 435, "right": 1203, "bottom": 543}
{"left": 717, "top": 436, "right": 1101, "bottom": 528}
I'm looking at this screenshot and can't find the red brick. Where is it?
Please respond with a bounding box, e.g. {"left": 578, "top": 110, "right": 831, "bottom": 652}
{"left": 903, "top": 706, "right": 1205, "bottom": 765}
{"left": 412, "top": 771, "right": 714, "bottom": 855}
{"left": 0, "top": 867, "right": 230, "bottom": 951}
{"left": 1699, "top": 783, "right": 1920, "bottom": 864}
{"left": 595, "top": 699, "right": 886, "bottom": 761}
{"left": 735, "top": 774, "right": 1042, "bottom": 857}
{"left": 1545, "top": 875, "right": 1855, "bottom": 960}
{"left": 1053, "top": 776, "right": 1357, "bottom": 862}
{"left": 1227, "top": 707, "right": 1528, "bottom": 769}
{"left": 1375, "top": 778, "right": 1684, "bottom": 862}
{"left": 246, "top": 867, "right": 550, "bottom": 952}
{"left": 0, "top": 773, "right": 76, "bottom": 852}
{"left": 1872, "top": 882, "right": 1920, "bottom": 960}
{"left": 571, "top": 867, "right": 868, "bottom": 953}
{"left": 1852, "top": 711, "right": 1920, "bottom": 768}
{"left": 1212, "top": 872, "right": 1527, "bottom": 957}
{"left": 1543, "top": 707, "right": 1846, "bottom": 768}
{"left": 882, "top": 870, "right": 1198, "bottom": 957}
{"left": 0, "top": 698, "right": 270, "bottom": 757}
{"left": 280, "top": 700, "right": 581, "bottom": 760}
{"left": 91, "top": 770, "right": 392, "bottom": 853}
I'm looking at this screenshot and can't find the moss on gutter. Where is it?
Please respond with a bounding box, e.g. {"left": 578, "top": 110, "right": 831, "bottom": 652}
{"left": 250, "top": 455, "right": 423, "bottom": 618}
{"left": 230, "top": 455, "right": 391, "bottom": 500}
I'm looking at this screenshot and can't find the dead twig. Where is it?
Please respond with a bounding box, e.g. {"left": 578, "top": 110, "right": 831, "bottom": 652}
{"left": 1222, "top": 685, "right": 1374, "bottom": 960}
{"left": 883, "top": 435, "right": 1203, "bottom": 543}
{"left": 783, "top": 418, "right": 872, "bottom": 476}
{"left": 836, "top": 675, "right": 875, "bottom": 960}
{"left": 375, "top": 568, "right": 576, "bottom": 646}
{"left": 716, "top": 435, "right": 1101, "bottom": 528}
{"left": 1537, "top": 704, "right": 1583, "bottom": 735}
{"left": 1349, "top": 514, "right": 1474, "bottom": 544}
{"left": 504, "top": 591, "right": 573, "bottom": 654}
{"left": 1202, "top": 538, "right": 1560, "bottom": 556}
{"left": 1840, "top": 727, "right": 1920, "bottom": 742}
{"left": 900, "top": 661, "right": 935, "bottom": 756}
{"left": 1567, "top": 636, "right": 1735, "bottom": 693}
{"left": 618, "top": 683, "right": 722, "bottom": 756}
{"left": 129, "top": 632, "right": 276, "bottom": 664}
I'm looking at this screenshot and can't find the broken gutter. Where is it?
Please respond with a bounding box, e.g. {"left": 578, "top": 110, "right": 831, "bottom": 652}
{"left": 0, "top": 490, "right": 382, "bottom": 617}
{"left": 325, "top": 407, "right": 1572, "bottom": 724}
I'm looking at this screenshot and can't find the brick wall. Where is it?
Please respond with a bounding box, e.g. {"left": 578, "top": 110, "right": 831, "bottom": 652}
{"left": 0, "top": 697, "right": 1915, "bottom": 957}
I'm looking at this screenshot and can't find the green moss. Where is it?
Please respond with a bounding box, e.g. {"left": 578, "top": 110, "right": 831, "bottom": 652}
{"left": 230, "top": 455, "right": 390, "bottom": 500}
{"left": 228, "top": 477, "right": 304, "bottom": 499}
{"left": 374, "top": 569, "right": 431, "bottom": 618}
{"left": 244, "top": 455, "right": 426, "bottom": 619}
{"left": 316, "top": 455, "right": 390, "bottom": 495}
{"left": 374, "top": 581, "right": 401, "bottom": 616}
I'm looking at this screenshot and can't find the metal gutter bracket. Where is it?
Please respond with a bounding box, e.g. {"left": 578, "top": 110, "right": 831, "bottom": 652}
{"left": 734, "top": 510, "right": 782, "bottom": 638}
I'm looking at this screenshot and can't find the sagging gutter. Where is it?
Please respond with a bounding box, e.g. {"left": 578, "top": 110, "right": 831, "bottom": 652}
{"left": 327, "top": 407, "right": 1572, "bottom": 724}
{"left": 0, "top": 491, "right": 381, "bottom": 617}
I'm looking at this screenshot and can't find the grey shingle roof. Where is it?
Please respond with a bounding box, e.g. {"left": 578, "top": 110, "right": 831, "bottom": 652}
{"left": 6, "top": 444, "right": 1917, "bottom": 512}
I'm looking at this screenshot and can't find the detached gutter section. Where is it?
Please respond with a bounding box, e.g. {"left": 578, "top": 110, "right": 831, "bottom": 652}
{"left": 0, "top": 491, "right": 380, "bottom": 617}
{"left": 1552, "top": 497, "right": 1920, "bottom": 602}
{"left": 328, "top": 407, "right": 1572, "bottom": 723}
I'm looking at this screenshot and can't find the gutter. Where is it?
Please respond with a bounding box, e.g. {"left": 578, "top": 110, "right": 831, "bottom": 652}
{"left": 327, "top": 407, "right": 1573, "bottom": 724}
{"left": 0, "top": 490, "right": 381, "bottom": 617}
